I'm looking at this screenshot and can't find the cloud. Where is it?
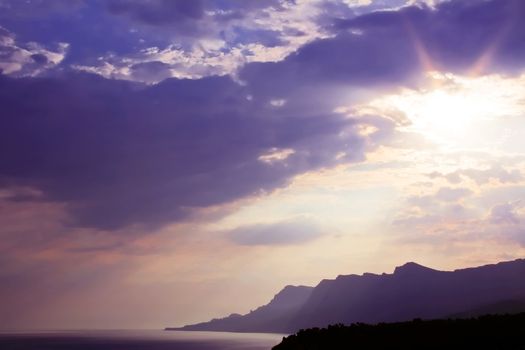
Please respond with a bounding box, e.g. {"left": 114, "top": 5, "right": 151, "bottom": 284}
{"left": 0, "top": 72, "right": 391, "bottom": 230}
{"left": 395, "top": 186, "right": 475, "bottom": 228}
{"left": 3, "top": 0, "right": 523, "bottom": 84}
{"left": 107, "top": 0, "right": 206, "bottom": 27}
{"left": 70, "top": 0, "right": 323, "bottom": 82}
{"left": 407, "top": 186, "right": 473, "bottom": 207}
{"left": 334, "top": 0, "right": 525, "bottom": 74}
{"left": 435, "top": 187, "right": 474, "bottom": 202}
{"left": 0, "top": 0, "right": 84, "bottom": 18}
{"left": 489, "top": 201, "right": 522, "bottom": 225}
{"left": 72, "top": 42, "right": 249, "bottom": 83}
{"left": 239, "top": 26, "right": 420, "bottom": 97}
{"left": 391, "top": 176, "right": 525, "bottom": 250}
{"left": 428, "top": 165, "right": 523, "bottom": 185}
{"left": 2, "top": 0, "right": 524, "bottom": 231}
{"left": 257, "top": 0, "right": 525, "bottom": 96}
{"left": 228, "top": 218, "right": 324, "bottom": 246}
{"left": 0, "top": 26, "right": 68, "bottom": 77}
{"left": 105, "top": 0, "right": 288, "bottom": 29}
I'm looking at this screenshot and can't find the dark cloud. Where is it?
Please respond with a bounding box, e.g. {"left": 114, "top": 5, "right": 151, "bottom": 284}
{"left": 0, "top": 0, "right": 84, "bottom": 19}
{"left": 240, "top": 28, "right": 420, "bottom": 97}
{"left": 107, "top": 0, "right": 205, "bottom": 32}
{"left": 0, "top": 72, "right": 383, "bottom": 230}
{"left": 0, "top": 0, "right": 301, "bottom": 82}
{"left": 334, "top": 0, "right": 525, "bottom": 74}
{"left": 2, "top": 0, "right": 524, "bottom": 85}
{"left": 30, "top": 53, "right": 49, "bottom": 64}
{"left": 105, "top": 0, "right": 288, "bottom": 36}
{"left": 130, "top": 61, "right": 173, "bottom": 83}
{"left": 242, "top": 0, "right": 525, "bottom": 97}
{"left": 106, "top": 0, "right": 287, "bottom": 25}
{"left": 228, "top": 219, "right": 324, "bottom": 246}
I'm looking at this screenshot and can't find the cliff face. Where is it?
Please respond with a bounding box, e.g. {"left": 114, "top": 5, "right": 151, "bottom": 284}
{"left": 168, "top": 259, "right": 525, "bottom": 333}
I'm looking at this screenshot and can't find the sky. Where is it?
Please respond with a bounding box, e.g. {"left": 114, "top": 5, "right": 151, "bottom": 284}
{"left": 1, "top": 0, "right": 525, "bottom": 330}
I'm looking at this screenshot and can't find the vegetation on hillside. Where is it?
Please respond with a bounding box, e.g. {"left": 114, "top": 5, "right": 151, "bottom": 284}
{"left": 273, "top": 313, "right": 525, "bottom": 349}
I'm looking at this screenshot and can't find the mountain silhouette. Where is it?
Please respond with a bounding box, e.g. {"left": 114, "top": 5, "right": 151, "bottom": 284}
{"left": 167, "top": 258, "right": 525, "bottom": 333}
{"left": 169, "top": 285, "right": 313, "bottom": 333}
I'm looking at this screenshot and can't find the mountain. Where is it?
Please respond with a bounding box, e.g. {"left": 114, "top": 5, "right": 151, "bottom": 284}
{"left": 167, "top": 285, "right": 314, "bottom": 333}
{"left": 167, "top": 258, "right": 525, "bottom": 333}
{"left": 290, "top": 259, "right": 525, "bottom": 331}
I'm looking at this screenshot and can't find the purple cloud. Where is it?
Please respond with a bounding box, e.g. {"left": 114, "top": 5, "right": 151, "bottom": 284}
{"left": 228, "top": 219, "right": 324, "bottom": 246}
{"left": 334, "top": 0, "right": 525, "bottom": 74}
{"left": 107, "top": 0, "right": 205, "bottom": 36}
{"left": 105, "top": 0, "right": 291, "bottom": 41}
{"left": 1, "top": 0, "right": 525, "bottom": 232}
{"left": 490, "top": 201, "right": 521, "bottom": 225}
{"left": 107, "top": 0, "right": 288, "bottom": 24}
{"left": 0, "top": 72, "right": 384, "bottom": 229}
{"left": 242, "top": 0, "right": 525, "bottom": 98}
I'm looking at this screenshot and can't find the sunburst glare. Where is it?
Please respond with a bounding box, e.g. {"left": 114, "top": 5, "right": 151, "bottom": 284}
{"left": 364, "top": 72, "right": 525, "bottom": 148}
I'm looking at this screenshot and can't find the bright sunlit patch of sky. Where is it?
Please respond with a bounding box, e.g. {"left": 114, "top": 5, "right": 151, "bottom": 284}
{"left": 361, "top": 72, "right": 525, "bottom": 150}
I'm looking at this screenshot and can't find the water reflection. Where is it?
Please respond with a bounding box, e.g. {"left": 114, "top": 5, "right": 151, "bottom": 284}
{"left": 0, "top": 330, "right": 286, "bottom": 350}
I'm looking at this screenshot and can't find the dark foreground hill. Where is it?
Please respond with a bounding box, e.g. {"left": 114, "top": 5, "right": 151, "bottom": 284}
{"left": 272, "top": 313, "right": 525, "bottom": 350}
{"left": 167, "top": 259, "right": 525, "bottom": 333}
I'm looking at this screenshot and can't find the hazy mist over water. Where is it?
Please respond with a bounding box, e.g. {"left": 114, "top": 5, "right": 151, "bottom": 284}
{"left": 0, "top": 330, "right": 285, "bottom": 350}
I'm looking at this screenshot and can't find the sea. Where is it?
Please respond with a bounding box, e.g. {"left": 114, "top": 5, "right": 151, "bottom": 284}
{"left": 0, "top": 330, "right": 286, "bottom": 350}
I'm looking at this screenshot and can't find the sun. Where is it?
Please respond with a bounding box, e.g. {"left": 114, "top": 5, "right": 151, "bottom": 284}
{"left": 404, "top": 87, "right": 483, "bottom": 140}
{"left": 363, "top": 72, "right": 524, "bottom": 148}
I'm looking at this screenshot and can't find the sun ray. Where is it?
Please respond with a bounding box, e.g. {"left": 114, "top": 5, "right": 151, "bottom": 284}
{"left": 402, "top": 15, "right": 436, "bottom": 74}
{"left": 358, "top": 72, "right": 525, "bottom": 148}
{"left": 468, "top": 7, "right": 517, "bottom": 77}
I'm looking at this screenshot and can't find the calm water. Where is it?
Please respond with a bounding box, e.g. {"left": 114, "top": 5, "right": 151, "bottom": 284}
{"left": 0, "top": 330, "right": 286, "bottom": 350}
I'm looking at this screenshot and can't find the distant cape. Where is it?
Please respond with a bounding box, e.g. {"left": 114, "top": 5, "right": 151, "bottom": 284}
{"left": 166, "top": 258, "right": 525, "bottom": 333}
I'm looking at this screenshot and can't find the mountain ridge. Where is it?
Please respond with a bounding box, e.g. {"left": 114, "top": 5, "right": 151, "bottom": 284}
{"left": 166, "top": 258, "right": 525, "bottom": 333}
{"left": 168, "top": 284, "right": 314, "bottom": 333}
